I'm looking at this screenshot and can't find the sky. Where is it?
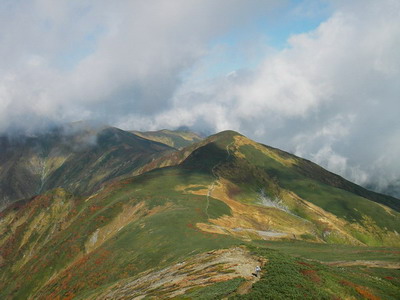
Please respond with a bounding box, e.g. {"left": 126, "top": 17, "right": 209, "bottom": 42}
{"left": 0, "top": 0, "right": 399, "bottom": 196}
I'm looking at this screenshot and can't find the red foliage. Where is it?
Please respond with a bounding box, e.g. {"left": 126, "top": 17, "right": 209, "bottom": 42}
{"left": 339, "top": 280, "right": 354, "bottom": 287}
{"left": 89, "top": 205, "right": 102, "bottom": 212}
{"left": 339, "top": 280, "right": 380, "bottom": 300}
{"left": 384, "top": 276, "right": 394, "bottom": 280}
{"left": 186, "top": 223, "right": 199, "bottom": 231}
{"left": 355, "top": 286, "right": 380, "bottom": 300}
{"left": 63, "top": 292, "right": 75, "bottom": 300}
{"left": 300, "top": 269, "right": 321, "bottom": 283}
{"left": 46, "top": 295, "right": 60, "bottom": 300}
{"left": 297, "top": 261, "right": 313, "bottom": 268}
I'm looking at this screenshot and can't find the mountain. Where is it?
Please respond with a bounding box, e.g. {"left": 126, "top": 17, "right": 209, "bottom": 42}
{"left": 0, "top": 129, "right": 399, "bottom": 299}
{"left": 0, "top": 125, "right": 173, "bottom": 210}
{"left": 130, "top": 129, "right": 203, "bottom": 149}
{"left": 367, "top": 181, "right": 400, "bottom": 200}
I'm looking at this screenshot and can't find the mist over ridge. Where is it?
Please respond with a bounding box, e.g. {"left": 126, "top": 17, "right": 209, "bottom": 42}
{"left": 1, "top": 0, "right": 399, "bottom": 196}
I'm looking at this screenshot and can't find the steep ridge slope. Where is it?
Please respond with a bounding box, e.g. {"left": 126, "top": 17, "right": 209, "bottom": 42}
{"left": 0, "top": 126, "right": 174, "bottom": 209}
{"left": 131, "top": 129, "right": 203, "bottom": 149}
{"left": 179, "top": 131, "right": 400, "bottom": 246}
{"left": 0, "top": 169, "right": 238, "bottom": 299}
{"left": 0, "top": 130, "right": 399, "bottom": 299}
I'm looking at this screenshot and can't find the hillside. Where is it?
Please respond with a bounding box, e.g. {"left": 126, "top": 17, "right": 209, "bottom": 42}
{"left": 0, "top": 130, "right": 399, "bottom": 299}
{"left": 0, "top": 125, "right": 173, "bottom": 210}
{"left": 131, "top": 129, "right": 203, "bottom": 149}
{"left": 178, "top": 131, "right": 400, "bottom": 246}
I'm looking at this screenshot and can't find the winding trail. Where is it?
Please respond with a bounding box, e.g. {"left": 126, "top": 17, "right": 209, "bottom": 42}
{"left": 205, "top": 142, "right": 235, "bottom": 219}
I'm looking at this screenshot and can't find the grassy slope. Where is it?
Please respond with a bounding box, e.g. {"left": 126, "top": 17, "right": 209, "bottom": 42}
{"left": 0, "top": 167, "right": 237, "bottom": 299}
{"left": 175, "top": 242, "right": 400, "bottom": 300}
{"left": 293, "top": 151, "right": 400, "bottom": 211}
{"left": 131, "top": 129, "right": 203, "bottom": 149}
{"left": 252, "top": 240, "right": 400, "bottom": 262}
{"left": 175, "top": 130, "right": 400, "bottom": 246}
{"left": 43, "top": 127, "right": 174, "bottom": 195}
{"left": 237, "top": 142, "right": 399, "bottom": 222}
{"left": 1, "top": 130, "right": 399, "bottom": 299}
{"left": 0, "top": 127, "right": 174, "bottom": 208}
{"left": 230, "top": 245, "right": 400, "bottom": 300}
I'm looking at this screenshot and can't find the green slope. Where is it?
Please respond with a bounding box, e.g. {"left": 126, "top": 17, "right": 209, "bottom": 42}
{"left": 0, "top": 168, "right": 237, "bottom": 299}
{"left": 131, "top": 129, "right": 203, "bottom": 149}
{"left": 229, "top": 245, "right": 400, "bottom": 300}
{"left": 0, "top": 129, "right": 399, "bottom": 299}
{"left": 0, "top": 126, "right": 174, "bottom": 209}
{"left": 178, "top": 130, "right": 400, "bottom": 245}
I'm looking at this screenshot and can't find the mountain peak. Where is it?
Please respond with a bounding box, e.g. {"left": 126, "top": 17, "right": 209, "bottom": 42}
{"left": 211, "top": 130, "right": 242, "bottom": 140}
{"left": 1, "top": 126, "right": 399, "bottom": 299}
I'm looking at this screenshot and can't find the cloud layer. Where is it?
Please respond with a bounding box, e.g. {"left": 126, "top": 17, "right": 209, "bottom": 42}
{"left": 131, "top": 0, "right": 400, "bottom": 194}
{"left": 0, "top": 0, "right": 281, "bottom": 132}
{"left": 1, "top": 0, "right": 399, "bottom": 196}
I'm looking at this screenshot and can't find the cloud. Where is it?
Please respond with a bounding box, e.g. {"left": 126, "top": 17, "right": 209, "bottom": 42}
{"left": 137, "top": 0, "right": 400, "bottom": 195}
{"left": 0, "top": 0, "right": 282, "bottom": 133}
{"left": 1, "top": 0, "right": 399, "bottom": 196}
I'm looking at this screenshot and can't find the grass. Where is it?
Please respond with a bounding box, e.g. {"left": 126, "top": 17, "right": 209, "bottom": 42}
{"left": 20, "top": 167, "right": 238, "bottom": 299}
{"left": 232, "top": 249, "right": 332, "bottom": 300}
{"left": 251, "top": 240, "right": 400, "bottom": 262}
{"left": 176, "top": 278, "right": 245, "bottom": 299}
{"left": 133, "top": 129, "right": 203, "bottom": 149}
{"left": 237, "top": 144, "right": 400, "bottom": 233}
{"left": 231, "top": 245, "right": 400, "bottom": 300}
{"left": 2, "top": 130, "right": 400, "bottom": 299}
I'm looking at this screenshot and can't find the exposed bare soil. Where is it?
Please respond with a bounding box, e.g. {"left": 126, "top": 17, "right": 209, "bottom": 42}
{"left": 95, "top": 246, "right": 266, "bottom": 299}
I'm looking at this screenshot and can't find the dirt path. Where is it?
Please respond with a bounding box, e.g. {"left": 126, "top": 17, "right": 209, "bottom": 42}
{"left": 96, "top": 246, "right": 265, "bottom": 299}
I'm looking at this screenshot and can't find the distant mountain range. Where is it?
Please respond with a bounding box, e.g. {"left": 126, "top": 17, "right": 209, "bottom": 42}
{"left": 1, "top": 126, "right": 399, "bottom": 299}
{"left": 0, "top": 125, "right": 175, "bottom": 210}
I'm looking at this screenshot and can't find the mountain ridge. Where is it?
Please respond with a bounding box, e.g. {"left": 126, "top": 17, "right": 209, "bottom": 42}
{"left": 0, "top": 126, "right": 175, "bottom": 210}
{"left": 0, "top": 128, "right": 399, "bottom": 299}
{"left": 130, "top": 128, "right": 204, "bottom": 149}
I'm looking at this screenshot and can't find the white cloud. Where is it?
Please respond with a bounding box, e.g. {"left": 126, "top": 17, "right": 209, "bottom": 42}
{"left": 0, "top": 0, "right": 282, "bottom": 132}
{"left": 0, "top": 0, "right": 399, "bottom": 196}
{"left": 146, "top": 0, "right": 400, "bottom": 195}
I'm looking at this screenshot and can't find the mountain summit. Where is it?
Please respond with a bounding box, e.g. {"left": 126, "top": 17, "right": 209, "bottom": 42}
{"left": 0, "top": 128, "right": 399, "bottom": 299}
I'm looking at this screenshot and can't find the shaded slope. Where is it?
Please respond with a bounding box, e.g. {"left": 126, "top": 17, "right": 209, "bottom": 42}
{"left": 109, "top": 129, "right": 400, "bottom": 245}
{"left": 184, "top": 130, "right": 399, "bottom": 210}
{"left": 42, "top": 127, "right": 174, "bottom": 195}
{"left": 178, "top": 130, "right": 400, "bottom": 246}
{"left": 291, "top": 150, "right": 400, "bottom": 211}
{"left": 0, "top": 126, "right": 174, "bottom": 209}
{"left": 0, "top": 129, "right": 399, "bottom": 299}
